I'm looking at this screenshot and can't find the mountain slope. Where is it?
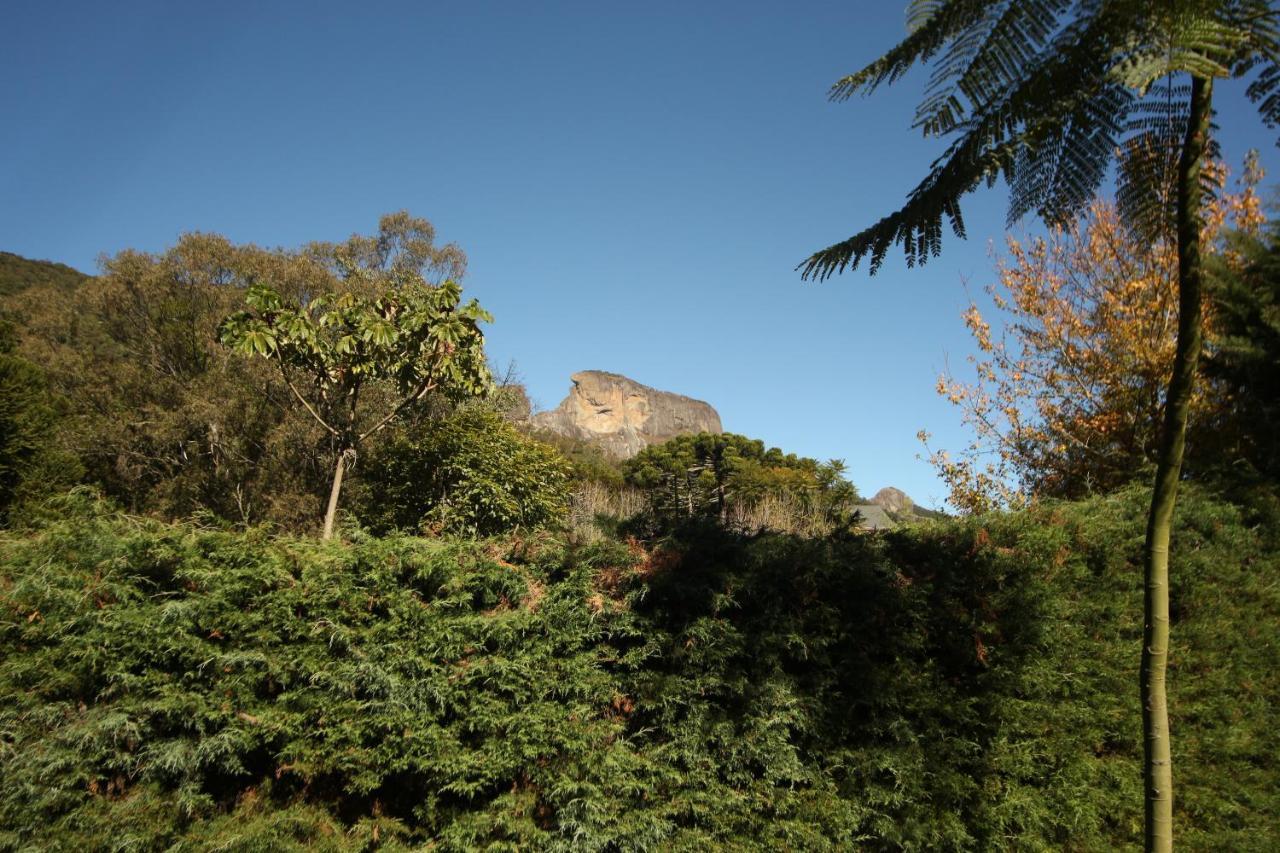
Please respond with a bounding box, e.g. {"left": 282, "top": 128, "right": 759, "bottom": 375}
{"left": 0, "top": 252, "right": 89, "bottom": 298}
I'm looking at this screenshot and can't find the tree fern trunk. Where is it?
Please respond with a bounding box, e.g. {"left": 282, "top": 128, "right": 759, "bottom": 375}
{"left": 1142, "top": 73, "right": 1212, "bottom": 853}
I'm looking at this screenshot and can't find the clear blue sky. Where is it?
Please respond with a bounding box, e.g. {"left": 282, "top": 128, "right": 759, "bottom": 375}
{"left": 4, "top": 1, "right": 1277, "bottom": 508}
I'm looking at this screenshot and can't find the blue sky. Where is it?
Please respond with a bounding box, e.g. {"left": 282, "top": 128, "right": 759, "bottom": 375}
{"left": 4, "top": 1, "right": 1278, "bottom": 508}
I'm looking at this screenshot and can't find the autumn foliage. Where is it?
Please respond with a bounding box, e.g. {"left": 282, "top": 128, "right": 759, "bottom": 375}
{"left": 924, "top": 156, "right": 1266, "bottom": 513}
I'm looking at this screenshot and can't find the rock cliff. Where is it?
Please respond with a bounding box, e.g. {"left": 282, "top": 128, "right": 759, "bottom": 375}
{"left": 866, "top": 487, "right": 949, "bottom": 522}
{"left": 531, "top": 370, "right": 722, "bottom": 459}
{"left": 870, "top": 487, "right": 913, "bottom": 515}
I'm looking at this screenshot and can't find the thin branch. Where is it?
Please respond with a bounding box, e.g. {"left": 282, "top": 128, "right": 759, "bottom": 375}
{"left": 358, "top": 378, "right": 438, "bottom": 442}
{"left": 280, "top": 367, "right": 339, "bottom": 436}
{"left": 358, "top": 340, "right": 445, "bottom": 442}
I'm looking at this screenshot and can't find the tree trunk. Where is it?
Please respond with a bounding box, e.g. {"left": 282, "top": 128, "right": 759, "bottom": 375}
{"left": 322, "top": 448, "right": 350, "bottom": 541}
{"left": 1141, "top": 73, "right": 1212, "bottom": 853}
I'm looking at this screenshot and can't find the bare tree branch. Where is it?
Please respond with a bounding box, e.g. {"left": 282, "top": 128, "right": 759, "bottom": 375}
{"left": 280, "top": 367, "right": 338, "bottom": 436}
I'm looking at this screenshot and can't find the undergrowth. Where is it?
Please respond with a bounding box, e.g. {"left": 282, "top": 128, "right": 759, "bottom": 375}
{"left": 1, "top": 487, "right": 1276, "bottom": 850}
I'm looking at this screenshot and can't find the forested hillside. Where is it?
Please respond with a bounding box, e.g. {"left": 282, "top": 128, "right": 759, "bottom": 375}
{"left": 0, "top": 252, "right": 88, "bottom": 298}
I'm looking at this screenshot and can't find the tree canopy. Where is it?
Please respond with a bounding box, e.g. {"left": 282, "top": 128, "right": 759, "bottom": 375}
{"left": 925, "top": 155, "right": 1266, "bottom": 512}
{"left": 220, "top": 274, "right": 492, "bottom": 539}
{"left": 623, "top": 432, "right": 861, "bottom": 533}
{"left": 801, "top": 0, "right": 1280, "bottom": 280}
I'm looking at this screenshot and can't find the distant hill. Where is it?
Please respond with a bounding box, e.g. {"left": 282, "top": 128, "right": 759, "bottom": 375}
{"left": 862, "top": 486, "right": 949, "bottom": 527}
{"left": 0, "top": 251, "right": 90, "bottom": 298}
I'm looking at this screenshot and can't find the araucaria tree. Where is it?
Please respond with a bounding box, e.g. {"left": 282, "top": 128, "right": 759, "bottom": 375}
{"left": 803, "top": 2, "right": 1280, "bottom": 849}
{"left": 220, "top": 278, "right": 492, "bottom": 539}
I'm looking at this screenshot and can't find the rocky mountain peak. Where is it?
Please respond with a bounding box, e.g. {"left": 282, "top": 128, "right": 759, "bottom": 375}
{"left": 870, "top": 486, "right": 914, "bottom": 514}
{"left": 531, "top": 370, "right": 722, "bottom": 459}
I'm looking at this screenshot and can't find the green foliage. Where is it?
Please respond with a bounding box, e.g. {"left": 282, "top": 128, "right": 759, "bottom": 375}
{"left": 220, "top": 279, "right": 492, "bottom": 417}
{"left": 355, "top": 406, "right": 572, "bottom": 537}
{"left": 1202, "top": 223, "right": 1280, "bottom": 486}
{"left": 2, "top": 486, "right": 1275, "bottom": 849}
{"left": 803, "top": 1, "right": 1280, "bottom": 278}
{"left": 219, "top": 274, "right": 493, "bottom": 538}
{"left": 0, "top": 215, "right": 488, "bottom": 534}
{"left": 0, "top": 323, "right": 82, "bottom": 522}
{"left": 0, "top": 251, "right": 88, "bottom": 298}
{"left": 0, "top": 492, "right": 648, "bottom": 850}
{"left": 0, "top": 486, "right": 1276, "bottom": 848}
{"left": 531, "top": 428, "right": 628, "bottom": 489}
{"left": 2, "top": 237, "right": 333, "bottom": 528}
{"left": 623, "top": 432, "right": 860, "bottom": 532}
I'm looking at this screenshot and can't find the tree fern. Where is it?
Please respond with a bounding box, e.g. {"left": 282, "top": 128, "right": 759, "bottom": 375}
{"left": 802, "top": 3, "right": 1279, "bottom": 850}
{"left": 803, "top": 0, "right": 1278, "bottom": 281}
{"left": 1114, "top": 81, "right": 1229, "bottom": 241}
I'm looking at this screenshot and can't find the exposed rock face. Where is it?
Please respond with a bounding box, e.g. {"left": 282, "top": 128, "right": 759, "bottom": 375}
{"left": 870, "top": 487, "right": 914, "bottom": 515}
{"left": 851, "top": 488, "right": 915, "bottom": 531}
{"left": 531, "top": 370, "right": 722, "bottom": 458}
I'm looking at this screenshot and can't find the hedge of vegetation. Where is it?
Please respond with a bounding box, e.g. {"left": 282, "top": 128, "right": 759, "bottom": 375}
{"left": 2, "top": 486, "right": 1276, "bottom": 850}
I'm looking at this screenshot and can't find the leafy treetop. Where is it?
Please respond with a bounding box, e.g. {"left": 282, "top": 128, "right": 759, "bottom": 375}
{"left": 220, "top": 278, "right": 492, "bottom": 446}
{"left": 219, "top": 275, "right": 492, "bottom": 538}
{"left": 801, "top": 0, "right": 1280, "bottom": 279}
{"left": 623, "top": 432, "right": 860, "bottom": 528}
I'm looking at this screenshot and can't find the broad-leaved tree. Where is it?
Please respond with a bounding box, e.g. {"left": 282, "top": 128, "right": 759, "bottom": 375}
{"left": 220, "top": 278, "right": 492, "bottom": 539}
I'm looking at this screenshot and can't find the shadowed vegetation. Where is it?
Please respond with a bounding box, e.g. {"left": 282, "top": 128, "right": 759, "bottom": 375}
{"left": 1, "top": 486, "right": 1276, "bottom": 849}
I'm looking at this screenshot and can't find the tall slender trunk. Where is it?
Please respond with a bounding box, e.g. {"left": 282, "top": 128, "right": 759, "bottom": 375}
{"left": 1142, "top": 73, "right": 1212, "bottom": 853}
{"left": 322, "top": 447, "right": 351, "bottom": 541}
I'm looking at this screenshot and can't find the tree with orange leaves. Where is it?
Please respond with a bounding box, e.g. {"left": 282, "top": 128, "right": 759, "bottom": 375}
{"left": 923, "top": 154, "right": 1265, "bottom": 514}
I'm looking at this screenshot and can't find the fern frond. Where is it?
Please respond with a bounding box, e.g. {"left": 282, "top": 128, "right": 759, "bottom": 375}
{"left": 1234, "top": 0, "right": 1280, "bottom": 142}
{"left": 829, "top": 0, "right": 991, "bottom": 101}
{"left": 807, "top": 0, "right": 1280, "bottom": 279}
{"left": 1009, "top": 83, "right": 1132, "bottom": 227}
{"left": 907, "top": 0, "right": 953, "bottom": 34}
{"left": 1246, "top": 60, "right": 1280, "bottom": 140}
{"left": 916, "top": 0, "right": 1069, "bottom": 137}
{"left": 1110, "top": 39, "right": 1235, "bottom": 93}
{"left": 1116, "top": 81, "right": 1187, "bottom": 240}
{"left": 1115, "top": 79, "right": 1225, "bottom": 241}
{"left": 804, "top": 8, "right": 1117, "bottom": 279}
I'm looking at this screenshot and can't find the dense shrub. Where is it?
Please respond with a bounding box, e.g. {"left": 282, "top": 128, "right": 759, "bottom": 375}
{"left": 1, "top": 486, "right": 1276, "bottom": 849}
{"left": 355, "top": 406, "right": 572, "bottom": 537}
{"left": 623, "top": 487, "right": 1278, "bottom": 850}
{"left": 622, "top": 432, "right": 861, "bottom": 535}
{"left": 1201, "top": 224, "right": 1280, "bottom": 489}
{"left": 0, "top": 323, "right": 81, "bottom": 522}
{"left": 0, "top": 491, "right": 647, "bottom": 850}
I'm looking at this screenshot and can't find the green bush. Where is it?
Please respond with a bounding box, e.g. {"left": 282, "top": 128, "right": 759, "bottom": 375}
{"left": 1, "top": 486, "right": 1276, "bottom": 849}
{"left": 355, "top": 406, "right": 572, "bottom": 537}
{"left": 0, "top": 491, "right": 648, "bottom": 851}
{"left": 0, "top": 322, "right": 82, "bottom": 523}
{"left": 620, "top": 486, "right": 1278, "bottom": 849}
{"left": 622, "top": 432, "right": 860, "bottom": 534}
